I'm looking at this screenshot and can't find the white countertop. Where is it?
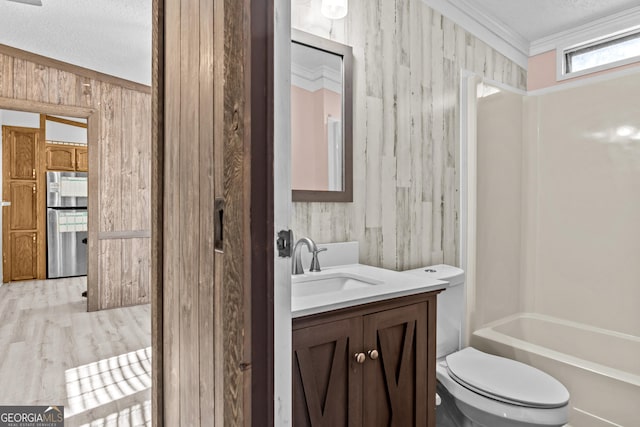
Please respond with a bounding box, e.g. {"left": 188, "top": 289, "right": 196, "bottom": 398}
{"left": 291, "top": 263, "right": 447, "bottom": 318}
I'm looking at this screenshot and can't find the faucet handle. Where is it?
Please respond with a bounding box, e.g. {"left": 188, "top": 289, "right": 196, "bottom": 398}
{"left": 309, "top": 248, "right": 327, "bottom": 272}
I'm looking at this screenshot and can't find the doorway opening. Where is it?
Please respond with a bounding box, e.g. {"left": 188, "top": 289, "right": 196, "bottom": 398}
{"left": 0, "top": 97, "right": 153, "bottom": 424}
{"left": 2, "top": 111, "right": 88, "bottom": 284}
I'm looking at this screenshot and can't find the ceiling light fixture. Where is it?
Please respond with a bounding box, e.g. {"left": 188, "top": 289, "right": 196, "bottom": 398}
{"left": 7, "top": 0, "right": 43, "bottom": 6}
{"left": 321, "top": 0, "right": 348, "bottom": 20}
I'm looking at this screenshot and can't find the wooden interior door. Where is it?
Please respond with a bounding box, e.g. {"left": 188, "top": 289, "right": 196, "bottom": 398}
{"left": 2, "top": 126, "right": 40, "bottom": 282}
{"left": 292, "top": 317, "right": 363, "bottom": 427}
{"left": 363, "top": 303, "right": 430, "bottom": 427}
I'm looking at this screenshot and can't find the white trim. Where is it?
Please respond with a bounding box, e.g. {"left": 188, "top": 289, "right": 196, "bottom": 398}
{"left": 273, "top": 0, "right": 292, "bottom": 424}
{"left": 420, "top": 0, "right": 529, "bottom": 70}
{"left": 527, "top": 64, "right": 640, "bottom": 96}
{"left": 530, "top": 5, "right": 640, "bottom": 56}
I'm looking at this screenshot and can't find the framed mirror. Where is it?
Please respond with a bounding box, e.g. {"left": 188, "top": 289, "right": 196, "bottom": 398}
{"left": 291, "top": 29, "right": 353, "bottom": 202}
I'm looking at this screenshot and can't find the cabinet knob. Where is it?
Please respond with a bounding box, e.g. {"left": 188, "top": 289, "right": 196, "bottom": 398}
{"left": 368, "top": 349, "right": 379, "bottom": 360}
{"left": 354, "top": 352, "right": 366, "bottom": 364}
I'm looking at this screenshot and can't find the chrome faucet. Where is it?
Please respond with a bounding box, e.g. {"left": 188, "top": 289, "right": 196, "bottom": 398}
{"left": 292, "top": 237, "right": 327, "bottom": 275}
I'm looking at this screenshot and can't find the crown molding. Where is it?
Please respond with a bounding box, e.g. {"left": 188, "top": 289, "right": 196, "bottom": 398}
{"left": 530, "top": 5, "right": 640, "bottom": 56}
{"left": 421, "top": 0, "right": 529, "bottom": 70}
{"left": 291, "top": 62, "right": 342, "bottom": 93}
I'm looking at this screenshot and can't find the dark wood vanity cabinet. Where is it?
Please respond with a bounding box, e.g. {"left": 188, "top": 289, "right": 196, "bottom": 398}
{"left": 293, "top": 291, "right": 439, "bottom": 427}
{"left": 293, "top": 317, "right": 363, "bottom": 426}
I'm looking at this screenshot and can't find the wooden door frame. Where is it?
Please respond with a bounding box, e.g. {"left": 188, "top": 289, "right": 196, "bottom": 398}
{"left": 152, "top": 0, "right": 275, "bottom": 424}
{"left": 0, "top": 98, "right": 98, "bottom": 304}
{"left": 150, "top": 0, "right": 163, "bottom": 424}
{"left": 249, "top": 0, "right": 276, "bottom": 424}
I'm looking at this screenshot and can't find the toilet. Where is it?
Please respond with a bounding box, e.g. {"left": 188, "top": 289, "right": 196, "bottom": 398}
{"left": 403, "top": 265, "right": 570, "bottom": 427}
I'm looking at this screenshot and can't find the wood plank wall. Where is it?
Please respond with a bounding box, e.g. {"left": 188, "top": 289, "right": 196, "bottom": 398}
{"left": 0, "top": 45, "right": 152, "bottom": 310}
{"left": 291, "top": 0, "right": 527, "bottom": 270}
{"left": 162, "top": 0, "right": 252, "bottom": 424}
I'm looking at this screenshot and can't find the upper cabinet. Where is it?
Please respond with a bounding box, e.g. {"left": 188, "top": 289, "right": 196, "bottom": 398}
{"left": 46, "top": 145, "right": 76, "bottom": 171}
{"left": 7, "top": 127, "right": 38, "bottom": 180}
{"left": 76, "top": 147, "right": 88, "bottom": 172}
{"left": 44, "top": 114, "right": 88, "bottom": 172}
{"left": 46, "top": 143, "right": 88, "bottom": 172}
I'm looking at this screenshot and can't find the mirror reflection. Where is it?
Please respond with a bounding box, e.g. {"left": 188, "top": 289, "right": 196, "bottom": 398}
{"left": 291, "top": 41, "right": 343, "bottom": 191}
{"left": 291, "top": 30, "right": 352, "bottom": 203}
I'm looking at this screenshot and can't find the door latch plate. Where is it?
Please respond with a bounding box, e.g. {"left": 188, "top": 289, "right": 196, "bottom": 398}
{"left": 277, "top": 229, "right": 293, "bottom": 258}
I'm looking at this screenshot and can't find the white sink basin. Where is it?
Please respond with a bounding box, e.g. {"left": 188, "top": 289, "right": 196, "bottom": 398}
{"left": 292, "top": 272, "right": 383, "bottom": 298}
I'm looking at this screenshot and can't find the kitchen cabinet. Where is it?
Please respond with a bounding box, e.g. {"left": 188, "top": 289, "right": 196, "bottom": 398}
{"left": 8, "top": 127, "right": 38, "bottom": 180}
{"left": 2, "top": 126, "right": 41, "bottom": 282}
{"left": 292, "top": 291, "right": 439, "bottom": 426}
{"left": 46, "top": 144, "right": 88, "bottom": 171}
{"left": 76, "top": 147, "right": 88, "bottom": 171}
{"left": 9, "top": 182, "right": 37, "bottom": 230}
{"left": 9, "top": 232, "right": 37, "bottom": 281}
{"left": 46, "top": 145, "right": 75, "bottom": 171}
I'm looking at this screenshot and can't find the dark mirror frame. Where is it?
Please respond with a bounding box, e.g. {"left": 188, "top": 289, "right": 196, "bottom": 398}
{"left": 291, "top": 29, "right": 353, "bottom": 203}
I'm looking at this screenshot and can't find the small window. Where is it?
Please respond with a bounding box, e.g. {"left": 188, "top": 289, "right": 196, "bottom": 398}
{"left": 564, "top": 29, "right": 640, "bottom": 75}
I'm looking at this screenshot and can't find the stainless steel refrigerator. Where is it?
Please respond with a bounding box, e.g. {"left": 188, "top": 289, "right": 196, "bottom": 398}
{"left": 46, "top": 171, "right": 88, "bottom": 279}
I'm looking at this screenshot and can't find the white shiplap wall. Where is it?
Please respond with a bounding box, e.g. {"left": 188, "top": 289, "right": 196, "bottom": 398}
{"left": 291, "top": 0, "right": 526, "bottom": 270}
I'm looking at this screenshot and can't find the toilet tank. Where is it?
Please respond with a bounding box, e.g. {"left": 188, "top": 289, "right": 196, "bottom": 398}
{"left": 402, "top": 264, "right": 465, "bottom": 359}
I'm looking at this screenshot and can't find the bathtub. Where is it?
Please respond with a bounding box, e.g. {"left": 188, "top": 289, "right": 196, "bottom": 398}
{"left": 471, "top": 313, "right": 640, "bottom": 427}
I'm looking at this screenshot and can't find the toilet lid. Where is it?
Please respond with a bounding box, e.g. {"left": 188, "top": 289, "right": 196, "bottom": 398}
{"left": 446, "top": 348, "right": 570, "bottom": 408}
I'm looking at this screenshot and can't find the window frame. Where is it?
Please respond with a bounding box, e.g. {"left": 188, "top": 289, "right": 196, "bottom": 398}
{"left": 557, "top": 27, "right": 640, "bottom": 81}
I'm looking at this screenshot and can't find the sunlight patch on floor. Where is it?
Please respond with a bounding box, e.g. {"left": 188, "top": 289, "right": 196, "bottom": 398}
{"left": 65, "top": 347, "right": 151, "bottom": 418}
{"left": 78, "top": 400, "right": 151, "bottom": 427}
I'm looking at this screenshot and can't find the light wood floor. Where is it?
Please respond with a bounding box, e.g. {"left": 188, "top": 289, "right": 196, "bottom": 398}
{"left": 0, "top": 277, "right": 151, "bottom": 426}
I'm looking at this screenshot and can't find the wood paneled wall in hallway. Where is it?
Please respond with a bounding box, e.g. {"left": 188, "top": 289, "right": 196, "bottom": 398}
{"left": 0, "top": 44, "right": 152, "bottom": 310}
{"left": 291, "top": 0, "right": 527, "bottom": 270}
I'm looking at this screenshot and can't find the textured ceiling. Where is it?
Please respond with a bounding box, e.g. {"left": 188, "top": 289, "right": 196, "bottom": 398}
{"left": 0, "top": 0, "right": 151, "bottom": 85}
{"left": 474, "top": 0, "right": 640, "bottom": 41}
{"left": 0, "top": 0, "right": 638, "bottom": 84}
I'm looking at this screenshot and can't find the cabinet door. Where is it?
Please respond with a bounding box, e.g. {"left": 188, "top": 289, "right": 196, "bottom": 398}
{"left": 76, "top": 147, "right": 88, "bottom": 171}
{"left": 46, "top": 146, "right": 76, "bottom": 171}
{"left": 9, "top": 182, "right": 37, "bottom": 230}
{"left": 363, "top": 303, "right": 431, "bottom": 427}
{"left": 10, "top": 232, "right": 37, "bottom": 281}
{"left": 293, "top": 317, "right": 363, "bottom": 427}
{"left": 3, "top": 127, "right": 41, "bottom": 282}
{"left": 8, "top": 128, "right": 37, "bottom": 180}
